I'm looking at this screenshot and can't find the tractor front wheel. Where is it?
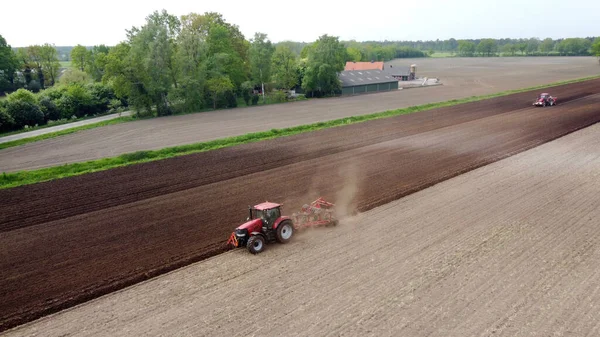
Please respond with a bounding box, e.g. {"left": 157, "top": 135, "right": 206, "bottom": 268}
{"left": 276, "top": 221, "right": 294, "bottom": 244}
{"left": 247, "top": 235, "right": 266, "bottom": 254}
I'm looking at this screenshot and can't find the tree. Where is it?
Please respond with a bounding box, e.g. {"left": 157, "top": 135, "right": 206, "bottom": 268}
{"left": 187, "top": 12, "right": 248, "bottom": 61}
{"left": 173, "top": 13, "right": 209, "bottom": 112}
{"left": 300, "top": 43, "right": 314, "bottom": 59}
{"left": 0, "top": 34, "right": 20, "bottom": 93}
{"left": 249, "top": 32, "right": 274, "bottom": 102}
{"left": 476, "top": 39, "right": 497, "bottom": 57}
{"left": 526, "top": 38, "right": 540, "bottom": 55}
{"left": 206, "top": 24, "right": 247, "bottom": 89}
{"left": 539, "top": 38, "right": 554, "bottom": 55}
{"left": 102, "top": 42, "right": 134, "bottom": 101}
{"left": 206, "top": 76, "right": 233, "bottom": 108}
{"left": 123, "top": 10, "right": 181, "bottom": 116}
{"left": 557, "top": 38, "right": 591, "bottom": 56}
{"left": 517, "top": 43, "right": 527, "bottom": 55}
{"left": 16, "top": 48, "right": 33, "bottom": 87}
{"left": 301, "top": 34, "right": 347, "bottom": 96}
{"left": 71, "top": 45, "right": 88, "bottom": 71}
{"left": 447, "top": 38, "right": 458, "bottom": 54}
{"left": 592, "top": 38, "right": 600, "bottom": 64}
{"left": 501, "top": 43, "right": 517, "bottom": 56}
{"left": 271, "top": 45, "right": 298, "bottom": 90}
{"left": 86, "top": 45, "right": 110, "bottom": 81}
{"left": 457, "top": 40, "right": 475, "bottom": 56}
{"left": 39, "top": 44, "right": 61, "bottom": 86}
{"left": 27, "top": 45, "right": 45, "bottom": 89}
{"left": 346, "top": 47, "right": 362, "bottom": 62}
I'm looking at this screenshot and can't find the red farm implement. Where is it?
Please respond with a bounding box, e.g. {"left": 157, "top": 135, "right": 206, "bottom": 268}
{"left": 226, "top": 197, "right": 338, "bottom": 254}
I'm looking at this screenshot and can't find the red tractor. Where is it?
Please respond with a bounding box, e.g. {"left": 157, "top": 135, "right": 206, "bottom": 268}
{"left": 227, "top": 197, "right": 338, "bottom": 254}
{"left": 533, "top": 93, "right": 558, "bottom": 107}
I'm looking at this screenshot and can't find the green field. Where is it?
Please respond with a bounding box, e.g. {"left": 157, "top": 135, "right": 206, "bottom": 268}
{"left": 429, "top": 52, "right": 455, "bottom": 58}
{"left": 59, "top": 61, "right": 72, "bottom": 68}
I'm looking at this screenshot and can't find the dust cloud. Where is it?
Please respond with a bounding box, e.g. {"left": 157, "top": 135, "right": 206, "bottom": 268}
{"left": 334, "top": 163, "right": 360, "bottom": 220}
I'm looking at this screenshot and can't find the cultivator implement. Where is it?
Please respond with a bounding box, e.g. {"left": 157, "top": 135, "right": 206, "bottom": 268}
{"left": 291, "top": 197, "right": 338, "bottom": 229}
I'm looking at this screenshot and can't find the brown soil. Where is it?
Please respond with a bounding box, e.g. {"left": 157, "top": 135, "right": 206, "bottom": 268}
{"left": 0, "top": 79, "right": 599, "bottom": 332}
{"left": 0, "top": 57, "right": 597, "bottom": 172}
{"left": 6, "top": 120, "right": 600, "bottom": 337}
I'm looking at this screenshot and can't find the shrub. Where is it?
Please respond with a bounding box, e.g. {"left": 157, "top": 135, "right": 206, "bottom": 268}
{"left": 6, "top": 88, "right": 37, "bottom": 105}
{"left": 5, "top": 100, "right": 45, "bottom": 128}
{"left": 241, "top": 81, "right": 253, "bottom": 106}
{"left": 251, "top": 94, "right": 259, "bottom": 105}
{"left": 55, "top": 94, "right": 76, "bottom": 119}
{"left": 269, "top": 90, "right": 287, "bottom": 103}
{"left": 59, "top": 69, "right": 93, "bottom": 85}
{"left": 65, "top": 83, "right": 93, "bottom": 118}
{"left": 226, "top": 91, "right": 237, "bottom": 108}
{"left": 86, "top": 82, "right": 115, "bottom": 114}
{"left": 108, "top": 99, "right": 122, "bottom": 113}
{"left": 0, "top": 103, "right": 14, "bottom": 132}
{"left": 39, "top": 86, "right": 67, "bottom": 102}
{"left": 39, "top": 97, "right": 61, "bottom": 121}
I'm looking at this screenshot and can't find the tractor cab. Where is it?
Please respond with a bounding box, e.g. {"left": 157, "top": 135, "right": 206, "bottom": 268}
{"left": 248, "top": 202, "right": 282, "bottom": 229}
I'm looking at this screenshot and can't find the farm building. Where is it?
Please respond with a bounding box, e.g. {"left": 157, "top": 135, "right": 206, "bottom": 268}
{"left": 385, "top": 64, "right": 417, "bottom": 81}
{"left": 344, "top": 61, "right": 384, "bottom": 71}
{"left": 338, "top": 69, "right": 399, "bottom": 95}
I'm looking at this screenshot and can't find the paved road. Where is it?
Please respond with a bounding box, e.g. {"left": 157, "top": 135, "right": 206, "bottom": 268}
{"left": 0, "top": 111, "right": 132, "bottom": 144}
{"left": 1, "top": 57, "right": 598, "bottom": 172}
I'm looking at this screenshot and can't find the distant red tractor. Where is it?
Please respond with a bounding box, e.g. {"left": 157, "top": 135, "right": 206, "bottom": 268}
{"left": 227, "top": 197, "right": 338, "bottom": 254}
{"left": 533, "top": 93, "right": 558, "bottom": 107}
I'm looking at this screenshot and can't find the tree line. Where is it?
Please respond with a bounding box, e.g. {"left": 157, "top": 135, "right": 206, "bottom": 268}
{"left": 2, "top": 10, "right": 600, "bottom": 133}
{"left": 0, "top": 9, "right": 427, "bottom": 128}
{"left": 425, "top": 37, "right": 600, "bottom": 57}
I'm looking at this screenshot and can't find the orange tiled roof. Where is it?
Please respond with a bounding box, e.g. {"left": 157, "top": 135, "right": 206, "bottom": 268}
{"left": 344, "top": 61, "right": 384, "bottom": 71}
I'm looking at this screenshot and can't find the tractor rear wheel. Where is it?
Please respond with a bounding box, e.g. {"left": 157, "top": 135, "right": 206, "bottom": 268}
{"left": 247, "top": 235, "right": 266, "bottom": 254}
{"left": 276, "top": 220, "right": 294, "bottom": 243}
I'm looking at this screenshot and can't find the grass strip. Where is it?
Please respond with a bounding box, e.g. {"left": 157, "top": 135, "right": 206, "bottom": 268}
{"left": 2, "top": 75, "right": 599, "bottom": 190}
{"left": 0, "top": 116, "right": 135, "bottom": 150}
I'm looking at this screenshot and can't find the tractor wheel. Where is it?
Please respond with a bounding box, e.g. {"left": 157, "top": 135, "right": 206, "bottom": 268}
{"left": 276, "top": 220, "right": 294, "bottom": 244}
{"left": 247, "top": 235, "right": 266, "bottom": 254}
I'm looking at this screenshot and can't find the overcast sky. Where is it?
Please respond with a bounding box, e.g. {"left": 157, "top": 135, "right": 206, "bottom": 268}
{"left": 1, "top": 0, "right": 598, "bottom": 47}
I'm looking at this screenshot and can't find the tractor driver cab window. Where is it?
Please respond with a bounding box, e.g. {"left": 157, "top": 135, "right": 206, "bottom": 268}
{"left": 269, "top": 208, "right": 280, "bottom": 220}
{"left": 264, "top": 208, "right": 280, "bottom": 227}
{"left": 253, "top": 209, "right": 264, "bottom": 220}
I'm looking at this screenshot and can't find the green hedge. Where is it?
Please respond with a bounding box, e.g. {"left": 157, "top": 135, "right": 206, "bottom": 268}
{"left": 0, "top": 83, "right": 127, "bottom": 132}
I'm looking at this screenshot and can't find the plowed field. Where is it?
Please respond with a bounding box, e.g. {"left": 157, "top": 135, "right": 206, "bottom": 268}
{"left": 6, "top": 120, "right": 600, "bottom": 337}
{"left": 1, "top": 79, "right": 600, "bottom": 332}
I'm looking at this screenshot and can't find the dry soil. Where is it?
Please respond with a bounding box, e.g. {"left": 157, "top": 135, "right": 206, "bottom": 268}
{"left": 4, "top": 102, "right": 600, "bottom": 337}
{"left": 1, "top": 80, "right": 599, "bottom": 332}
